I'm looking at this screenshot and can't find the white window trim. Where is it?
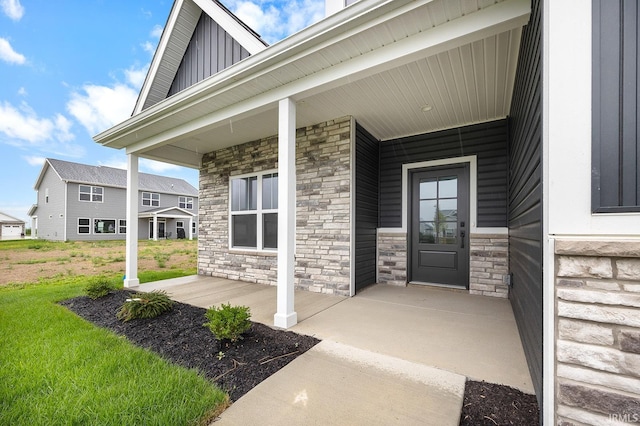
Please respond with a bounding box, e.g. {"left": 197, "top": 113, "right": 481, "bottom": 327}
{"left": 228, "top": 169, "right": 278, "bottom": 252}
{"left": 118, "top": 219, "right": 127, "bottom": 234}
{"left": 142, "top": 192, "right": 160, "bottom": 207}
{"left": 79, "top": 185, "right": 104, "bottom": 203}
{"left": 176, "top": 221, "right": 184, "bottom": 228}
{"left": 78, "top": 217, "right": 91, "bottom": 234}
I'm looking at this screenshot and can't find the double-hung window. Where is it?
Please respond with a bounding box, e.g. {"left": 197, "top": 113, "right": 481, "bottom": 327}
{"left": 179, "top": 196, "right": 193, "bottom": 209}
{"left": 230, "top": 171, "right": 278, "bottom": 250}
{"left": 79, "top": 185, "right": 103, "bottom": 202}
{"left": 142, "top": 192, "right": 160, "bottom": 207}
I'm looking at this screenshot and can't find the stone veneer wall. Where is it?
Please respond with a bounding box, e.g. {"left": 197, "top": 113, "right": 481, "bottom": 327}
{"left": 469, "top": 233, "right": 509, "bottom": 298}
{"left": 377, "top": 232, "right": 407, "bottom": 286}
{"left": 555, "top": 239, "right": 640, "bottom": 425}
{"left": 198, "top": 116, "right": 352, "bottom": 296}
{"left": 377, "top": 232, "right": 509, "bottom": 297}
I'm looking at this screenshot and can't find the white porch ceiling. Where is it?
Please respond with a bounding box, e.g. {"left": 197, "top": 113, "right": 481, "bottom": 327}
{"left": 96, "top": 0, "right": 530, "bottom": 169}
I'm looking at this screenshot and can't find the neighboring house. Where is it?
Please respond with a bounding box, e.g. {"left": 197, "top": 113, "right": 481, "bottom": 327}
{"left": 0, "top": 211, "right": 25, "bottom": 239}
{"left": 28, "top": 158, "right": 198, "bottom": 241}
{"left": 93, "top": 0, "right": 640, "bottom": 423}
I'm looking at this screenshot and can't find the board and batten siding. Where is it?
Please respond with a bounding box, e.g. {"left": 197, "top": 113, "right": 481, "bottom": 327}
{"left": 354, "top": 123, "right": 379, "bottom": 292}
{"left": 168, "top": 11, "right": 250, "bottom": 97}
{"left": 592, "top": 0, "right": 640, "bottom": 212}
{"left": 378, "top": 119, "right": 509, "bottom": 229}
{"left": 508, "top": 0, "right": 543, "bottom": 408}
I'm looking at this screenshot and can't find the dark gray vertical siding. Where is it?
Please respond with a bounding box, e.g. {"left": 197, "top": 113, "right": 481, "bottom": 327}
{"left": 379, "top": 120, "right": 509, "bottom": 228}
{"left": 592, "top": 0, "right": 640, "bottom": 212}
{"left": 508, "top": 0, "right": 543, "bottom": 408}
{"left": 355, "top": 123, "right": 379, "bottom": 291}
{"left": 168, "top": 12, "right": 250, "bottom": 97}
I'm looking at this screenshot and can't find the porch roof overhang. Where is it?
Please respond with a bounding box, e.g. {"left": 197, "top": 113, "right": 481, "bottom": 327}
{"left": 138, "top": 206, "right": 196, "bottom": 219}
{"left": 94, "top": 0, "right": 531, "bottom": 169}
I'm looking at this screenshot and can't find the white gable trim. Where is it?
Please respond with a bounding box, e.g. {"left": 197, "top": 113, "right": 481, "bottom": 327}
{"left": 192, "top": 0, "right": 266, "bottom": 55}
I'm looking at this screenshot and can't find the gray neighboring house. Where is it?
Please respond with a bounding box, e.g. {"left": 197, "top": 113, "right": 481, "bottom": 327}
{"left": 0, "top": 211, "right": 25, "bottom": 239}
{"left": 28, "top": 158, "right": 198, "bottom": 241}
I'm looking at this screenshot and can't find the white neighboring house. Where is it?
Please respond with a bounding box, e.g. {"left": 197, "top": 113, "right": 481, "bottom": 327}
{"left": 28, "top": 158, "right": 198, "bottom": 241}
{"left": 0, "top": 211, "right": 25, "bottom": 240}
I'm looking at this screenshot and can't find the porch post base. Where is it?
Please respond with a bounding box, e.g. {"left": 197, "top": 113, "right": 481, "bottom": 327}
{"left": 274, "top": 312, "right": 298, "bottom": 329}
{"left": 123, "top": 278, "right": 140, "bottom": 288}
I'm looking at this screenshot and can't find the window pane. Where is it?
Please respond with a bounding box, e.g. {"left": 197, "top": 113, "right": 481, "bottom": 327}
{"left": 419, "top": 200, "right": 437, "bottom": 221}
{"left": 439, "top": 176, "right": 457, "bottom": 198}
{"left": 78, "top": 227, "right": 90, "bottom": 234}
{"left": 249, "top": 177, "right": 257, "bottom": 210}
{"left": 438, "top": 199, "right": 457, "bottom": 222}
{"left": 263, "top": 213, "right": 278, "bottom": 249}
{"left": 232, "top": 214, "right": 257, "bottom": 248}
{"left": 79, "top": 218, "right": 90, "bottom": 226}
{"left": 263, "top": 173, "right": 278, "bottom": 210}
{"left": 420, "top": 179, "right": 437, "bottom": 199}
{"left": 232, "top": 177, "right": 257, "bottom": 211}
{"left": 419, "top": 222, "right": 436, "bottom": 243}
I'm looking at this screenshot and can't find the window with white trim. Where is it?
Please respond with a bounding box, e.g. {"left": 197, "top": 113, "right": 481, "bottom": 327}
{"left": 78, "top": 218, "right": 90, "bottom": 234}
{"left": 192, "top": 221, "right": 197, "bottom": 235}
{"left": 94, "top": 219, "right": 116, "bottom": 234}
{"left": 230, "top": 171, "right": 278, "bottom": 250}
{"left": 118, "top": 220, "right": 126, "bottom": 234}
{"left": 79, "top": 185, "right": 103, "bottom": 202}
{"left": 176, "top": 221, "right": 184, "bottom": 229}
{"left": 142, "top": 192, "right": 160, "bottom": 207}
{"left": 179, "top": 196, "right": 193, "bottom": 209}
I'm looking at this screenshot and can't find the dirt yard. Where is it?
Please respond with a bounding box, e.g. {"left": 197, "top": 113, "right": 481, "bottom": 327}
{"left": 0, "top": 239, "right": 197, "bottom": 286}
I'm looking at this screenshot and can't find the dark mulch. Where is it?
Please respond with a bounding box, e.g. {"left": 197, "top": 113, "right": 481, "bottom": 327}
{"left": 59, "top": 290, "right": 319, "bottom": 402}
{"left": 459, "top": 380, "right": 539, "bottom": 425}
{"left": 60, "top": 289, "right": 540, "bottom": 423}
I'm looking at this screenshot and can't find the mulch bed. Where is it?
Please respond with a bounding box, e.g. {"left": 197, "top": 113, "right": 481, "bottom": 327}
{"left": 60, "top": 289, "right": 540, "bottom": 424}
{"left": 59, "top": 290, "right": 319, "bottom": 402}
{"left": 459, "top": 380, "right": 539, "bottom": 425}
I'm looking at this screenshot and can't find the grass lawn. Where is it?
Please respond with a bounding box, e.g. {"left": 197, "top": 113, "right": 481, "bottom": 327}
{"left": 0, "top": 254, "right": 229, "bottom": 425}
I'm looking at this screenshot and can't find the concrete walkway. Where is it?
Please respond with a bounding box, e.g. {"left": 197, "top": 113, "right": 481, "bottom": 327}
{"left": 142, "top": 276, "right": 533, "bottom": 425}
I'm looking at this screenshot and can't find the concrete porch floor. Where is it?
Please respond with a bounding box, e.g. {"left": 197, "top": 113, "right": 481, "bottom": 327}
{"left": 142, "top": 276, "right": 534, "bottom": 425}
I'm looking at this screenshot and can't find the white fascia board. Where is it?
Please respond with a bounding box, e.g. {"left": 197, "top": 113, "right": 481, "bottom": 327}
{"left": 192, "top": 0, "right": 266, "bottom": 54}
{"left": 98, "top": 0, "right": 529, "bottom": 153}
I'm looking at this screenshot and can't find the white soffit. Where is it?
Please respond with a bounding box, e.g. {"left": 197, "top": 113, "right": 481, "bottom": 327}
{"left": 99, "top": 0, "right": 530, "bottom": 168}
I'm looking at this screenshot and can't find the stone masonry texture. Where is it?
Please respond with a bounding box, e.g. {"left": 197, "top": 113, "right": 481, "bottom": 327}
{"left": 555, "top": 239, "right": 640, "bottom": 425}
{"left": 198, "top": 116, "right": 352, "bottom": 296}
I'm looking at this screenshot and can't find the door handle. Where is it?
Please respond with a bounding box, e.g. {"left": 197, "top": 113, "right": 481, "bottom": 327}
{"left": 460, "top": 230, "right": 465, "bottom": 249}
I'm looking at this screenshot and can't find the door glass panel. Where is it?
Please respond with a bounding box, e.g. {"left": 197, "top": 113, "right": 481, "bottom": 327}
{"left": 420, "top": 179, "right": 437, "bottom": 199}
{"left": 417, "top": 175, "right": 458, "bottom": 245}
{"left": 419, "top": 200, "right": 437, "bottom": 221}
{"left": 419, "top": 222, "right": 436, "bottom": 243}
{"left": 439, "top": 176, "right": 457, "bottom": 198}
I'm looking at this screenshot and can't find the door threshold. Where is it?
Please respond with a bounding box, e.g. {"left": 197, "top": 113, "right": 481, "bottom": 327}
{"left": 408, "top": 281, "right": 468, "bottom": 292}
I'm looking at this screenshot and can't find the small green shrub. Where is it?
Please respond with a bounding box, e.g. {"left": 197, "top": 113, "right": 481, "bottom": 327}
{"left": 204, "top": 303, "right": 251, "bottom": 342}
{"left": 116, "top": 290, "right": 173, "bottom": 322}
{"left": 84, "top": 276, "right": 116, "bottom": 299}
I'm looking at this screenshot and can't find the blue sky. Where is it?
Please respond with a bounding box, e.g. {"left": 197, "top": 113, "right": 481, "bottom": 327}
{"left": 0, "top": 0, "right": 324, "bottom": 224}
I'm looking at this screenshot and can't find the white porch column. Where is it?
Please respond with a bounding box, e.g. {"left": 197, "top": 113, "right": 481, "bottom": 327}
{"left": 274, "top": 97, "right": 297, "bottom": 329}
{"left": 188, "top": 217, "right": 193, "bottom": 240}
{"left": 124, "top": 153, "right": 140, "bottom": 288}
{"left": 153, "top": 216, "right": 158, "bottom": 241}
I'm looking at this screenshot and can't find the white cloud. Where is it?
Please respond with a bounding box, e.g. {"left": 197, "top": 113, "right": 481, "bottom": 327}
{"left": 0, "top": 37, "right": 26, "bottom": 65}
{"left": 227, "top": 0, "right": 324, "bottom": 44}
{"left": 98, "top": 156, "right": 127, "bottom": 170}
{"left": 141, "top": 41, "right": 155, "bottom": 54}
{"left": 17, "top": 87, "right": 26, "bottom": 96}
{"left": 67, "top": 83, "right": 138, "bottom": 135}
{"left": 125, "top": 64, "right": 149, "bottom": 89}
{"left": 151, "top": 24, "right": 163, "bottom": 39}
{"left": 141, "top": 158, "right": 181, "bottom": 173}
{"left": 1, "top": 0, "right": 24, "bottom": 21}
{"left": 0, "top": 101, "right": 85, "bottom": 157}
{"left": 23, "top": 156, "right": 46, "bottom": 166}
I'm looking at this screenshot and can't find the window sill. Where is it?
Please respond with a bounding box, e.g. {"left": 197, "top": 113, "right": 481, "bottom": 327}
{"left": 229, "top": 249, "right": 277, "bottom": 257}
